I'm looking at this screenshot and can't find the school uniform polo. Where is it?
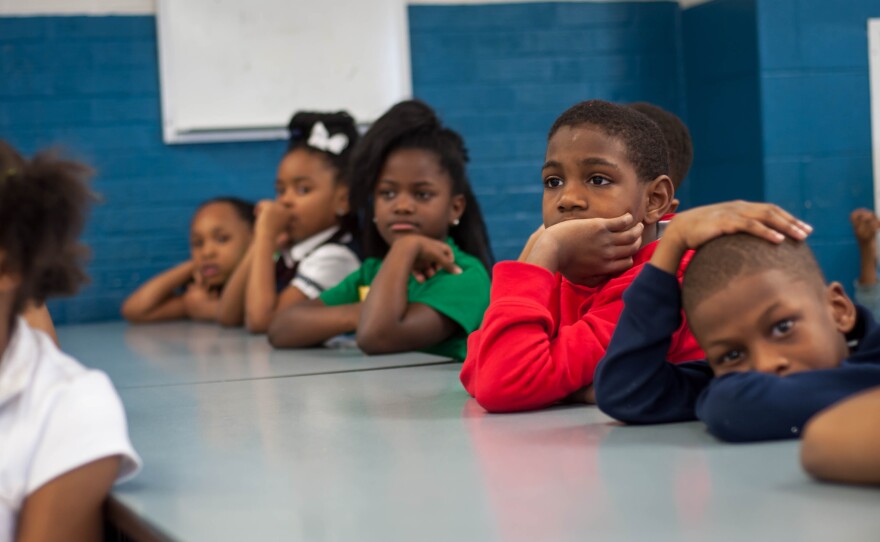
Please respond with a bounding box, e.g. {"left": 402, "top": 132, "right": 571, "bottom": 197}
{"left": 594, "top": 264, "right": 880, "bottom": 442}
{"left": 277, "top": 226, "right": 361, "bottom": 298}
{"left": 0, "top": 319, "right": 141, "bottom": 539}
{"left": 319, "top": 238, "right": 490, "bottom": 361}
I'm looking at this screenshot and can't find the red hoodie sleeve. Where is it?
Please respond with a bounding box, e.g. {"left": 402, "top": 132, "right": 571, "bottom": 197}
{"left": 460, "top": 261, "right": 630, "bottom": 412}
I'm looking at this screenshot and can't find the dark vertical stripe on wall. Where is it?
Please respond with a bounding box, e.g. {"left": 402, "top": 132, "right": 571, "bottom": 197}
{"left": 681, "top": 0, "right": 764, "bottom": 206}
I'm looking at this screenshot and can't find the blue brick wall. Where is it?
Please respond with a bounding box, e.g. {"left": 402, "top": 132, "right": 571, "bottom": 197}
{"left": 409, "top": 2, "right": 686, "bottom": 259}
{"left": 0, "top": 16, "right": 284, "bottom": 323}
{"left": 1, "top": 4, "right": 688, "bottom": 323}
{"left": 756, "top": 0, "right": 880, "bottom": 289}
{"left": 680, "top": 0, "right": 764, "bottom": 206}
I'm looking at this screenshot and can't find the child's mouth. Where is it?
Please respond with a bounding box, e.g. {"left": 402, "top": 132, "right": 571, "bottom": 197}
{"left": 390, "top": 223, "right": 418, "bottom": 232}
{"left": 201, "top": 265, "right": 220, "bottom": 278}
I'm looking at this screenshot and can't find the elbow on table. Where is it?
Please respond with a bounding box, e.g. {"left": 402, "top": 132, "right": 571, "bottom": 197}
{"left": 267, "top": 320, "right": 301, "bottom": 348}
{"left": 355, "top": 328, "right": 400, "bottom": 356}
{"left": 472, "top": 383, "right": 532, "bottom": 413}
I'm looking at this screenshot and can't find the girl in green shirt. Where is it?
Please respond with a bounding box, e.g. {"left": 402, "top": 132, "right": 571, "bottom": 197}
{"left": 268, "top": 100, "right": 493, "bottom": 361}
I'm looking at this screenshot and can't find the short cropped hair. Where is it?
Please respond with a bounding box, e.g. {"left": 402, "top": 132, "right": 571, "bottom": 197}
{"left": 628, "top": 102, "right": 693, "bottom": 190}
{"left": 549, "top": 99, "right": 669, "bottom": 183}
{"left": 681, "top": 233, "right": 825, "bottom": 317}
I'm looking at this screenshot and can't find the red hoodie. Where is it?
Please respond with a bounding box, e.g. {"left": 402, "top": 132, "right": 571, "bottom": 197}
{"left": 460, "top": 238, "right": 702, "bottom": 412}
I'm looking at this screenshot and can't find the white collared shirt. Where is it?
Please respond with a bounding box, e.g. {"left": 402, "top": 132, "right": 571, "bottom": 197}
{"left": 0, "top": 319, "right": 141, "bottom": 541}
{"left": 279, "top": 226, "right": 361, "bottom": 299}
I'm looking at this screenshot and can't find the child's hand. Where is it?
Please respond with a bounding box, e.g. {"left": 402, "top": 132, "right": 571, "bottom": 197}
{"left": 652, "top": 201, "right": 811, "bottom": 274}
{"left": 517, "top": 224, "right": 546, "bottom": 262}
{"left": 528, "top": 214, "right": 643, "bottom": 285}
{"left": 393, "top": 235, "right": 462, "bottom": 282}
{"left": 850, "top": 208, "right": 879, "bottom": 248}
{"left": 255, "top": 200, "right": 292, "bottom": 245}
{"left": 183, "top": 272, "right": 220, "bottom": 321}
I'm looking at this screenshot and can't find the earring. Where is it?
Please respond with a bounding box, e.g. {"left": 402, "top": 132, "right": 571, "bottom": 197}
{"left": 336, "top": 209, "right": 346, "bottom": 217}
{"left": 372, "top": 216, "right": 378, "bottom": 223}
{"left": 452, "top": 218, "right": 460, "bottom": 226}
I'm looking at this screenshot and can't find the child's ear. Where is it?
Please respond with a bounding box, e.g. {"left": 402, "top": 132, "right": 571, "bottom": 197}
{"left": 668, "top": 198, "right": 680, "bottom": 214}
{"left": 334, "top": 184, "right": 350, "bottom": 216}
{"left": 827, "top": 282, "right": 857, "bottom": 334}
{"left": 449, "top": 194, "right": 466, "bottom": 225}
{"left": 642, "top": 175, "right": 674, "bottom": 225}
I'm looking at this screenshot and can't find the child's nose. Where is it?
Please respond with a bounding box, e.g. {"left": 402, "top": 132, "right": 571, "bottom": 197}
{"left": 753, "top": 349, "right": 791, "bottom": 375}
{"left": 557, "top": 185, "right": 587, "bottom": 212}
{"left": 393, "top": 193, "right": 415, "bottom": 213}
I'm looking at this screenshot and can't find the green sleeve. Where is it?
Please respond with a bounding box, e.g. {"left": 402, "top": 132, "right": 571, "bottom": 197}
{"left": 319, "top": 264, "right": 364, "bottom": 306}
{"left": 409, "top": 261, "right": 490, "bottom": 334}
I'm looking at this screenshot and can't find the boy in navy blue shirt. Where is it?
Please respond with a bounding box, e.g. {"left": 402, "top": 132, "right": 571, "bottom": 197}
{"left": 594, "top": 201, "right": 880, "bottom": 442}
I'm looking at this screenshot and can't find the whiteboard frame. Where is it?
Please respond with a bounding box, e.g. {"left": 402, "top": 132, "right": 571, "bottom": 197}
{"left": 871, "top": 18, "right": 880, "bottom": 213}
{"left": 155, "top": 0, "right": 412, "bottom": 144}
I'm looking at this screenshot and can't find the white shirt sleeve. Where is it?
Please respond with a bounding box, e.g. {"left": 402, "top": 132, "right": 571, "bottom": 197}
{"left": 291, "top": 244, "right": 361, "bottom": 299}
{"left": 25, "top": 371, "right": 141, "bottom": 496}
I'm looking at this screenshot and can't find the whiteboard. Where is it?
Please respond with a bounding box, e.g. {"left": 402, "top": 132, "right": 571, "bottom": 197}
{"left": 156, "top": 0, "right": 412, "bottom": 144}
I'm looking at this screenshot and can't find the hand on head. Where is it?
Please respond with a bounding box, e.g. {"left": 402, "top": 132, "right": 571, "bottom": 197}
{"left": 652, "top": 200, "right": 812, "bottom": 274}
{"left": 850, "top": 208, "right": 879, "bottom": 247}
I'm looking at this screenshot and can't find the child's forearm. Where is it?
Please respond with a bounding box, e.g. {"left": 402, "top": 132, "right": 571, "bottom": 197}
{"left": 217, "top": 247, "right": 252, "bottom": 326}
{"left": 857, "top": 243, "right": 877, "bottom": 285}
{"left": 650, "top": 235, "right": 688, "bottom": 275}
{"left": 121, "top": 261, "right": 193, "bottom": 322}
{"left": 801, "top": 386, "right": 880, "bottom": 484}
{"left": 267, "top": 300, "right": 360, "bottom": 348}
{"left": 594, "top": 265, "right": 711, "bottom": 423}
{"left": 357, "top": 241, "right": 416, "bottom": 340}
{"left": 697, "top": 365, "right": 880, "bottom": 443}
{"left": 244, "top": 234, "right": 281, "bottom": 333}
{"left": 356, "top": 239, "right": 456, "bottom": 354}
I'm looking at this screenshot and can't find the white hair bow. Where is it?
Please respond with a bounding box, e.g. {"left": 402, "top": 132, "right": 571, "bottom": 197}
{"left": 308, "top": 121, "right": 349, "bottom": 155}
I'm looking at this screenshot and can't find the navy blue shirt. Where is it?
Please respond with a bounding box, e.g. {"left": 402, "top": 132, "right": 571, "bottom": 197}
{"left": 594, "top": 264, "right": 880, "bottom": 442}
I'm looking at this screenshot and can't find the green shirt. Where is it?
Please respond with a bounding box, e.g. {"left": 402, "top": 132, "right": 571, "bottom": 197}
{"left": 319, "top": 238, "right": 490, "bottom": 361}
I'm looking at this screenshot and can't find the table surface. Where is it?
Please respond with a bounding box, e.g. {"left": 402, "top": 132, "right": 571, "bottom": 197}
{"left": 58, "top": 321, "right": 455, "bottom": 389}
{"left": 58, "top": 322, "right": 880, "bottom": 542}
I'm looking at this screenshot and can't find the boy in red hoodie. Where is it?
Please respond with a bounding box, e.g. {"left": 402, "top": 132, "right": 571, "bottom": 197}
{"left": 461, "top": 100, "right": 703, "bottom": 412}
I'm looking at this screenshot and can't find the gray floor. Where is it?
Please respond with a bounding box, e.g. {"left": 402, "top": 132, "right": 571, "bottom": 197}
{"left": 59, "top": 322, "right": 880, "bottom": 542}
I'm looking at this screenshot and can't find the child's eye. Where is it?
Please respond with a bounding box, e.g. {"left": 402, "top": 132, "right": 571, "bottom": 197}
{"left": 588, "top": 176, "right": 611, "bottom": 186}
{"left": 275, "top": 185, "right": 285, "bottom": 196}
{"left": 377, "top": 189, "right": 396, "bottom": 200}
{"left": 544, "top": 177, "right": 563, "bottom": 189}
{"left": 215, "top": 234, "right": 231, "bottom": 244}
{"left": 190, "top": 239, "right": 204, "bottom": 249}
{"left": 770, "top": 319, "right": 794, "bottom": 338}
{"left": 715, "top": 349, "right": 745, "bottom": 366}
{"left": 295, "top": 185, "right": 312, "bottom": 195}
{"left": 415, "top": 191, "right": 433, "bottom": 201}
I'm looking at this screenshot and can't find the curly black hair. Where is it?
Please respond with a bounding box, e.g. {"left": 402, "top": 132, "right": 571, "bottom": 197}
{"left": 629, "top": 102, "right": 693, "bottom": 189}
{"left": 549, "top": 100, "right": 669, "bottom": 183}
{"left": 347, "top": 100, "right": 493, "bottom": 271}
{"left": 0, "top": 140, "right": 95, "bottom": 317}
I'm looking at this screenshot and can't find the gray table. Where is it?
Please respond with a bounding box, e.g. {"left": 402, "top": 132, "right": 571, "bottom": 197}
{"left": 105, "top": 364, "right": 880, "bottom": 542}
{"left": 57, "top": 321, "right": 454, "bottom": 388}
